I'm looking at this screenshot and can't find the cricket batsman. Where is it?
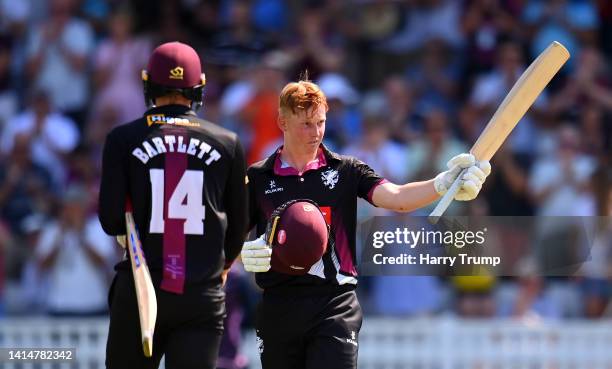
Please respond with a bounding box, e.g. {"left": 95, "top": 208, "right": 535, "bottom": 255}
{"left": 241, "top": 80, "right": 491, "bottom": 368}
{"left": 98, "top": 42, "right": 248, "bottom": 369}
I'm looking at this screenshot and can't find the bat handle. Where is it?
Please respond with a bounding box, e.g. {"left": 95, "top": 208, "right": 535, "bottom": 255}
{"left": 428, "top": 168, "right": 466, "bottom": 224}
{"left": 142, "top": 332, "right": 153, "bottom": 357}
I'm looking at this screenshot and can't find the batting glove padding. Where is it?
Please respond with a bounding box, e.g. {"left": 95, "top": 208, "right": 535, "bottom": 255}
{"left": 241, "top": 235, "right": 272, "bottom": 272}
{"left": 434, "top": 153, "right": 491, "bottom": 201}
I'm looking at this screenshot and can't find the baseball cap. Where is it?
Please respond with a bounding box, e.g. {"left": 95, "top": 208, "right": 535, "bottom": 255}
{"left": 147, "top": 42, "right": 203, "bottom": 89}
{"left": 268, "top": 200, "right": 329, "bottom": 275}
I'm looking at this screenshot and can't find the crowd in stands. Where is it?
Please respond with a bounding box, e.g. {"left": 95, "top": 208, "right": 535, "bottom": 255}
{"left": 0, "top": 0, "right": 610, "bottom": 329}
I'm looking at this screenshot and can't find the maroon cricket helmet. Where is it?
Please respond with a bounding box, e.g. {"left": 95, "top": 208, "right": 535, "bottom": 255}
{"left": 142, "top": 42, "right": 206, "bottom": 108}
{"left": 147, "top": 41, "right": 203, "bottom": 88}
{"left": 265, "top": 200, "right": 329, "bottom": 275}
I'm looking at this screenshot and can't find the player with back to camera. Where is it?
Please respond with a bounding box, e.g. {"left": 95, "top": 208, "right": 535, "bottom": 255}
{"left": 98, "top": 42, "right": 248, "bottom": 369}
{"left": 241, "top": 79, "right": 491, "bottom": 369}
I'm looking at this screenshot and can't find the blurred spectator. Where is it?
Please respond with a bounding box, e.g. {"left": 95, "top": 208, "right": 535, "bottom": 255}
{"left": 84, "top": 102, "right": 119, "bottom": 163}
{"left": 578, "top": 227, "right": 612, "bottom": 318}
{"left": 578, "top": 104, "right": 607, "bottom": 157}
{"left": 0, "top": 37, "right": 17, "bottom": 131}
{"left": 187, "top": 1, "right": 220, "bottom": 49}
{"left": 0, "top": 219, "right": 14, "bottom": 315}
{"left": 251, "top": 0, "right": 288, "bottom": 37}
{"left": 35, "top": 185, "right": 113, "bottom": 316}
{"left": 461, "top": 0, "right": 521, "bottom": 75}
{"left": 91, "top": 9, "right": 151, "bottom": 127}
{"left": 599, "top": 0, "right": 612, "bottom": 58}
{"left": 549, "top": 46, "right": 612, "bottom": 116}
{"left": 317, "top": 73, "right": 361, "bottom": 149}
{"left": 380, "top": 75, "right": 420, "bottom": 143}
{"left": 209, "top": 0, "right": 270, "bottom": 67}
{"left": 0, "top": 0, "right": 29, "bottom": 36}
{"left": 342, "top": 112, "right": 406, "bottom": 184}
{"left": 530, "top": 125, "right": 597, "bottom": 280}
{"left": 509, "top": 257, "right": 583, "bottom": 320}
{"left": 452, "top": 275, "right": 497, "bottom": 318}
{"left": 0, "top": 90, "right": 79, "bottom": 186}
{"left": 406, "top": 39, "right": 461, "bottom": 115}
{"left": 470, "top": 40, "right": 546, "bottom": 155}
{"left": 523, "top": 0, "right": 598, "bottom": 67}
{"left": 511, "top": 275, "right": 562, "bottom": 320}
{"left": 404, "top": 109, "right": 467, "bottom": 190}
{"left": 153, "top": 0, "right": 191, "bottom": 46}
{"left": 80, "top": 0, "right": 111, "bottom": 37}
{"left": 577, "top": 165, "right": 612, "bottom": 318}
{"left": 25, "top": 0, "right": 94, "bottom": 127}
{"left": 66, "top": 145, "right": 100, "bottom": 214}
{"left": 217, "top": 265, "right": 251, "bottom": 369}
{"left": 10, "top": 213, "right": 47, "bottom": 314}
{"left": 0, "top": 134, "right": 55, "bottom": 235}
{"left": 240, "top": 51, "right": 287, "bottom": 163}
{"left": 481, "top": 144, "right": 535, "bottom": 215}
{"left": 285, "top": 5, "right": 344, "bottom": 80}
{"left": 337, "top": 0, "right": 404, "bottom": 87}
{"left": 382, "top": 0, "right": 464, "bottom": 53}
{"left": 371, "top": 276, "right": 444, "bottom": 316}
{"left": 529, "top": 125, "right": 596, "bottom": 216}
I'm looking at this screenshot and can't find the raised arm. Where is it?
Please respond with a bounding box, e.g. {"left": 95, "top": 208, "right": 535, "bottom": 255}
{"left": 372, "top": 153, "right": 491, "bottom": 213}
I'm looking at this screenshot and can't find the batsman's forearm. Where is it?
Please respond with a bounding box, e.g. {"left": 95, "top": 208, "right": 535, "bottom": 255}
{"left": 395, "top": 180, "right": 440, "bottom": 212}
{"left": 373, "top": 180, "right": 440, "bottom": 213}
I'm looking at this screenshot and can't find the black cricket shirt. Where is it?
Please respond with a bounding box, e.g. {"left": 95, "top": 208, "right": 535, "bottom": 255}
{"left": 247, "top": 144, "right": 386, "bottom": 290}
{"left": 98, "top": 105, "right": 248, "bottom": 295}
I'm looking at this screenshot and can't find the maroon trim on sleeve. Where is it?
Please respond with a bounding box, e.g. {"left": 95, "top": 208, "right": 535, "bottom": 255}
{"left": 367, "top": 178, "right": 389, "bottom": 204}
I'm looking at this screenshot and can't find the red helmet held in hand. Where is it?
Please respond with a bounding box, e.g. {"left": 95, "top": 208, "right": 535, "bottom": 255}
{"left": 265, "top": 199, "right": 329, "bottom": 275}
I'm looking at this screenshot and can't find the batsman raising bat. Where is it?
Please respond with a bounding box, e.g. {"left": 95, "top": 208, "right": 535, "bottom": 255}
{"left": 241, "top": 41, "right": 568, "bottom": 369}
{"left": 98, "top": 42, "right": 248, "bottom": 369}
{"left": 241, "top": 79, "right": 490, "bottom": 369}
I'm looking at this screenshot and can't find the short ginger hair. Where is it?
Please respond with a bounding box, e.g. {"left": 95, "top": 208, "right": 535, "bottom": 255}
{"left": 279, "top": 80, "right": 329, "bottom": 117}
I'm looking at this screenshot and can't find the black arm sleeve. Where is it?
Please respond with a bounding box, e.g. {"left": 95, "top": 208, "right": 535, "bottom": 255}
{"left": 353, "top": 158, "right": 385, "bottom": 205}
{"left": 223, "top": 137, "right": 248, "bottom": 269}
{"left": 98, "top": 128, "right": 128, "bottom": 236}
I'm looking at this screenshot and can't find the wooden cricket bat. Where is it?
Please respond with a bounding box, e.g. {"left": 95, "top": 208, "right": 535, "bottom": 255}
{"left": 429, "top": 41, "right": 570, "bottom": 222}
{"left": 125, "top": 201, "right": 157, "bottom": 357}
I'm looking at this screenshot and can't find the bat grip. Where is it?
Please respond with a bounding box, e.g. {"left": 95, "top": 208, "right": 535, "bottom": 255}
{"left": 142, "top": 333, "right": 153, "bottom": 357}
{"left": 428, "top": 168, "right": 466, "bottom": 224}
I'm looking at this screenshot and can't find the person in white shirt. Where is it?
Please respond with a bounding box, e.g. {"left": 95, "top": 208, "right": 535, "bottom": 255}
{"left": 1, "top": 90, "right": 79, "bottom": 186}
{"left": 25, "top": 0, "right": 94, "bottom": 125}
{"left": 35, "top": 185, "right": 114, "bottom": 316}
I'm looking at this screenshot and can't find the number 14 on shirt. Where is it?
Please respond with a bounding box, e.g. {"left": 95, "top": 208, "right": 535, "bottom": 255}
{"left": 149, "top": 168, "right": 206, "bottom": 235}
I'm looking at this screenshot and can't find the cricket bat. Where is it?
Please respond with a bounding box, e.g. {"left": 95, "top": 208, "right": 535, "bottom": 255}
{"left": 125, "top": 200, "right": 157, "bottom": 357}
{"left": 429, "top": 41, "right": 570, "bottom": 222}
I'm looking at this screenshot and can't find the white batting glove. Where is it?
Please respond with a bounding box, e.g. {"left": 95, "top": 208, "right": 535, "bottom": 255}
{"left": 434, "top": 153, "right": 491, "bottom": 201}
{"left": 241, "top": 235, "right": 272, "bottom": 273}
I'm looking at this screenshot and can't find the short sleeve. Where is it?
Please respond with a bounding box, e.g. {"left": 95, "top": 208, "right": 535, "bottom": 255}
{"left": 352, "top": 158, "right": 386, "bottom": 205}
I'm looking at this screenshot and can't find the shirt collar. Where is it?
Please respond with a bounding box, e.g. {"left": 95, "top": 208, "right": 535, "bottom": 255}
{"left": 259, "top": 145, "right": 335, "bottom": 176}
{"left": 144, "top": 104, "right": 196, "bottom": 117}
